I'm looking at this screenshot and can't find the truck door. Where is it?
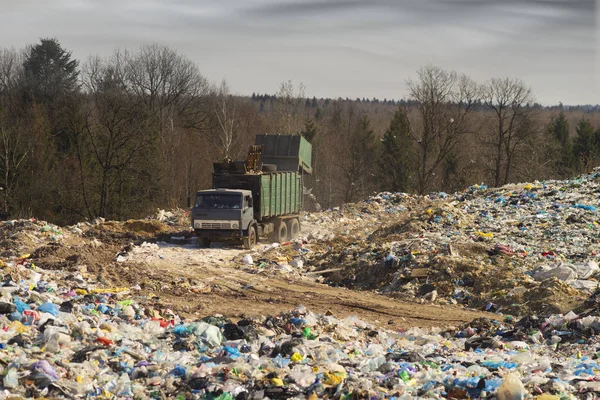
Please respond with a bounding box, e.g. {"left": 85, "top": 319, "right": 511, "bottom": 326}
{"left": 242, "top": 195, "right": 254, "bottom": 230}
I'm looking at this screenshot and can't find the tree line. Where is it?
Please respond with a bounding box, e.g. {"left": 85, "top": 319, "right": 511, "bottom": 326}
{"left": 0, "top": 38, "right": 599, "bottom": 224}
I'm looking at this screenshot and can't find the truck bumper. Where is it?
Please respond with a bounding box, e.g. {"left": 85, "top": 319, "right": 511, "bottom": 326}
{"left": 194, "top": 229, "right": 243, "bottom": 239}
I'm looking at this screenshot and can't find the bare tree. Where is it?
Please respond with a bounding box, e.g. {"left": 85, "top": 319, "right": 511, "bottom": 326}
{"left": 480, "top": 77, "right": 536, "bottom": 186}
{"left": 274, "top": 80, "right": 307, "bottom": 134}
{"left": 0, "top": 116, "right": 28, "bottom": 216}
{"left": 82, "top": 57, "right": 154, "bottom": 218}
{"left": 407, "top": 65, "right": 478, "bottom": 194}
{"left": 118, "top": 45, "right": 212, "bottom": 206}
{"left": 124, "top": 44, "right": 210, "bottom": 131}
{"left": 0, "top": 49, "right": 26, "bottom": 215}
{"left": 0, "top": 48, "right": 22, "bottom": 96}
{"left": 213, "top": 80, "right": 238, "bottom": 159}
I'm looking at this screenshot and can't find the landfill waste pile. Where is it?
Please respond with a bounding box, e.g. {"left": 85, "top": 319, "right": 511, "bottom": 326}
{"left": 152, "top": 208, "right": 191, "bottom": 227}
{"left": 0, "top": 247, "right": 599, "bottom": 400}
{"left": 283, "top": 168, "right": 600, "bottom": 317}
{"left": 0, "top": 219, "right": 72, "bottom": 259}
{"left": 3, "top": 169, "right": 600, "bottom": 397}
{"left": 1, "top": 244, "right": 600, "bottom": 400}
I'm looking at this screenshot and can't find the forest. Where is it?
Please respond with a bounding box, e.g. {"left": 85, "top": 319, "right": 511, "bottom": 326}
{"left": 1, "top": 38, "right": 600, "bottom": 224}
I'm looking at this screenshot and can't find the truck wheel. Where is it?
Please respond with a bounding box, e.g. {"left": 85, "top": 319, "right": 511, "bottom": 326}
{"left": 288, "top": 218, "right": 300, "bottom": 239}
{"left": 276, "top": 221, "right": 288, "bottom": 243}
{"left": 243, "top": 226, "right": 257, "bottom": 249}
{"left": 201, "top": 238, "right": 211, "bottom": 248}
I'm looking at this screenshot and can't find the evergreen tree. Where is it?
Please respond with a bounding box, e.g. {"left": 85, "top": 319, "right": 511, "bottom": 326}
{"left": 545, "top": 111, "right": 572, "bottom": 174}
{"left": 572, "top": 118, "right": 598, "bottom": 170}
{"left": 22, "top": 38, "right": 79, "bottom": 102}
{"left": 442, "top": 152, "right": 464, "bottom": 192}
{"left": 550, "top": 111, "right": 569, "bottom": 145}
{"left": 21, "top": 38, "right": 81, "bottom": 154}
{"left": 343, "top": 115, "right": 378, "bottom": 202}
{"left": 377, "top": 107, "right": 415, "bottom": 192}
{"left": 300, "top": 117, "right": 317, "bottom": 143}
{"left": 314, "top": 108, "right": 323, "bottom": 121}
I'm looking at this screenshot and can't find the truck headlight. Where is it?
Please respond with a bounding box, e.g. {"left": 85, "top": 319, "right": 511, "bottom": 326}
{"left": 231, "top": 223, "right": 239, "bottom": 229}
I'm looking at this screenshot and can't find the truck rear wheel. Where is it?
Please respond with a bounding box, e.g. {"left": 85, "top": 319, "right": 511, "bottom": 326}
{"left": 288, "top": 218, "right": 300, "bottom": 239}
{"left": 243, "top": 226, "right": 257, "bottom": 249}
{"left": 276, "top": 221, "right": 288, "bottom": 243}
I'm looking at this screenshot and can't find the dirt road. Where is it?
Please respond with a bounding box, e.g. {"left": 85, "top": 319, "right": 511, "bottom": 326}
{"left": 118, "top": 242, "right": 493, "bottom": 329}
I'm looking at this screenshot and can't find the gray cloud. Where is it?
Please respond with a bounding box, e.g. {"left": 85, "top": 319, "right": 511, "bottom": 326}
{"left": 0, "top": 0, "right": 597, "bottom": 104}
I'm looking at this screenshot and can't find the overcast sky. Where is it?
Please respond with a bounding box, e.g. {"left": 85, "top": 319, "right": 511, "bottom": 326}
{"left": 1, "top": 0, "right": 598, "bottom": 105}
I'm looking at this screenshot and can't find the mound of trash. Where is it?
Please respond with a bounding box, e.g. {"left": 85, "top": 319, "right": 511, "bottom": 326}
{"left": 9, "top": 246, "right": 600, "bottom": 399}
{"left": 0, "top": 219, "right": 71, "bottom": 259}
{"left": 3, "top": 168, "right": 600, "bottom": 397}
{"left": 0, "top": 249, "right": 599, "bottom": 399}
{"left": 274, "top": 169, "right": 600, "bottom": 317}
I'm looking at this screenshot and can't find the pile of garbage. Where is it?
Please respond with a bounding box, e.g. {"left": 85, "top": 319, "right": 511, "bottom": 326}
{"left": 294, "top": 169, "right": 600, "bottom": 316}
{"left": 0, "top": 219, "right": 72, "bottom": 259}
{"left": 154, "top": 209, "right": 191, "bottom": 227}
{"left": 2, "top": 248, "right": 600, "bottom": 399}
{"left": 3, "top": 169, "right": 600, "bottom": 397}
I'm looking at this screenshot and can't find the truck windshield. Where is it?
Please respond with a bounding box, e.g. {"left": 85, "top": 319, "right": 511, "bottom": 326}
{"left": 195, "top": 194, "right": 242, "bottom": 209}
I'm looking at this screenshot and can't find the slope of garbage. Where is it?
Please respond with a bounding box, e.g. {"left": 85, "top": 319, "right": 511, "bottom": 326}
{"left": 1, "top": 245, "right": 600, "bottom": 399}
{"left": 2, "top": 170, "right": 600, "bottom": 398}
{"left": 291, "top": 169, "right": 600, "bottom": 318}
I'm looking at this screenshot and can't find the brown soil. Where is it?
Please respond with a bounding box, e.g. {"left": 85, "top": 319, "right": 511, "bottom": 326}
{"left": 35, "top": 241, "right": 493, "bottom": 329}
{"left": 8, "top": 214, "right": 499, "bottom": 330}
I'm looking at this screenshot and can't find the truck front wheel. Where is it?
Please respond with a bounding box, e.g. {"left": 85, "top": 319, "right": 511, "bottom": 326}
{"left": 243, "top": 226, "right": 257, "bottom": 249}
{"left": 201, "top": 238, "right": 211, "bottom": 248}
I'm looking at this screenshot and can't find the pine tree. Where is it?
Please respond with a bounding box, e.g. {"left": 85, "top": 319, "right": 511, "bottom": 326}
{"left": 545, "top": 111, "right": 572, "bottom": 175}
{"left": 377, "top": 107, "right": 415, "bottom": 192}
{"left": 300, "top": 117, "right": 317, "bottom": 143}
{"left": 573, "top": 118, "right": 598, "bottom": 170}
{"left": 22, "top": 38, "right": 79, "bottom": 102}
{"left": 314, "top": 108, "right": 323, "bottom": 121}
{"left": 22, "top": 38, "right": 81, "bottom": 153}
{"left": 343, "top": 115, "right": 378, "bottom": 202}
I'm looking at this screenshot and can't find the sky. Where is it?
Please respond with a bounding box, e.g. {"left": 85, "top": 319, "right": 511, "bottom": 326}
{"left": 1, "top": 0, "right": 599, "bottom": 105}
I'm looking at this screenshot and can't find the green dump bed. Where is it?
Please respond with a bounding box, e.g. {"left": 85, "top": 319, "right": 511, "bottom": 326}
{"left": 212, "top": 171, "right": 302, "bottom": 221}
{"left": 259, "top": 172, "right": 302, "bottom": 219}
{"left": 255, "top": 134, "right": 312, "bottom": 174}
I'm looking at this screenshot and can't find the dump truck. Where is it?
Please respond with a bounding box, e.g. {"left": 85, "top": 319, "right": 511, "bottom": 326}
{"left": 191, "top": 134, "right": 312, "bottom": 249}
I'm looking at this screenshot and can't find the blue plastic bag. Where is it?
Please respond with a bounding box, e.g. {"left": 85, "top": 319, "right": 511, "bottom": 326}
{"left": 13, "top": 298, "right": 30, "bottom": 313}
{"left": 37, "top": 302, "right": 59, "bottom": 317}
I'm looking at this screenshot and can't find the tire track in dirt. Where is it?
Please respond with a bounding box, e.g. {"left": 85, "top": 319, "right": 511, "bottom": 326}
{"left": 125, "top": 245, "right": 495, "bottom": 329}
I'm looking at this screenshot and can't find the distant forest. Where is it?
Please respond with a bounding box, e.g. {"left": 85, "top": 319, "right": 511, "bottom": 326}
{"left": 1, "top": 38, "right": 600, "bottom": 224}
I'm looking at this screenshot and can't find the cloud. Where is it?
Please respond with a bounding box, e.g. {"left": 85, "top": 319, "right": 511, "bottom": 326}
{"left": 0, "top": 0, "right": 597, "bottom": 104}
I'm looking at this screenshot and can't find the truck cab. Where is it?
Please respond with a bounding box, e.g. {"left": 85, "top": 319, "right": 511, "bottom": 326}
{"left": 192, "top": 189, "right": 255, "bottom": 247}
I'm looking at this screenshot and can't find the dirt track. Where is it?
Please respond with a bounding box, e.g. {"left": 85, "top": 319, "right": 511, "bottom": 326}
{"left": 121, "top": 243, "right": 494, "bottom": 329}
